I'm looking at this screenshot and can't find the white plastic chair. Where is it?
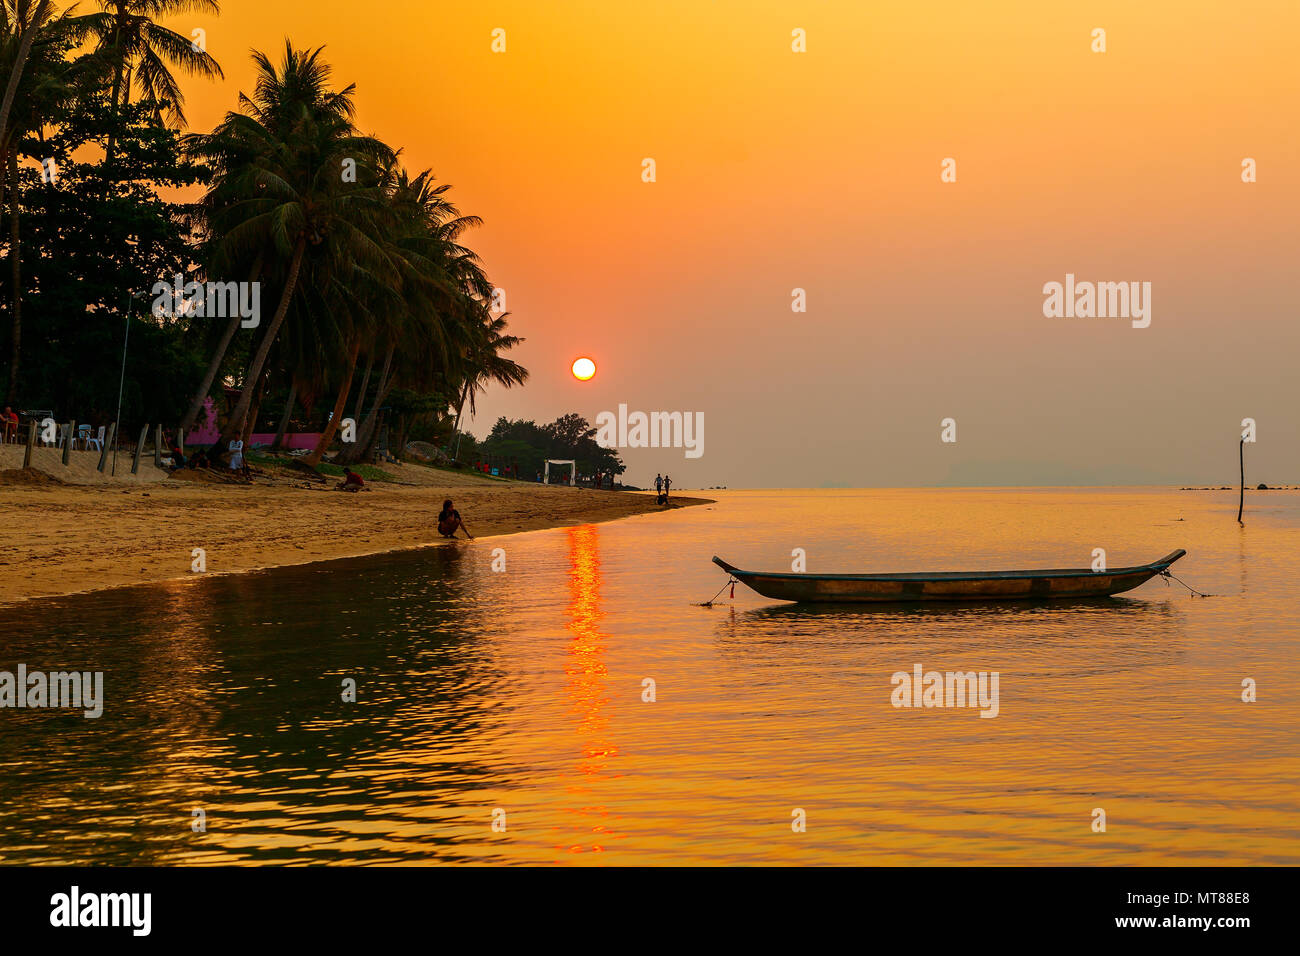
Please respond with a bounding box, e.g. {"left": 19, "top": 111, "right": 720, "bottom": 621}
{"left": 53, "top": 423, "right": 70, "bottom": 449}
{"left": 85, "top": 425, "right": 105, "bottom": 452}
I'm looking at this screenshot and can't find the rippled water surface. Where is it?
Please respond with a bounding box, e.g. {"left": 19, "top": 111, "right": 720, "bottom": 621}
{"left": 1, "top": 488, "right": 1297, "bottom": 864}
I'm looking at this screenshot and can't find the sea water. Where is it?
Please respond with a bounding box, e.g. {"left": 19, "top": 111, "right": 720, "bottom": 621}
{"left": 0, "top": 488, "right": 1296, "bottom": 864}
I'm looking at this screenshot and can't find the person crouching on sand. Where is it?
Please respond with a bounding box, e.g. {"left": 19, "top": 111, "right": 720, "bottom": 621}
{"left": 438, "top": 499, "right": 472, "bottom": 539}
{"left": 336, "top": 467, "right": 365, "bottom": 492}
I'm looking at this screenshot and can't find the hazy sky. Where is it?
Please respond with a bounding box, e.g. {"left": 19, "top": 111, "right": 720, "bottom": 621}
{"left": 173, "top": 1, "right": 1298, "bottom": 488}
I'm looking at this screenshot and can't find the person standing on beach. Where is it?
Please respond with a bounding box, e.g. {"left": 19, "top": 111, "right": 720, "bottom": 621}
{"left": 228, "top": 437, "right": 245, "bottom": 474}
{"left": 655, "top": 474, "right": 663, "bottom": 496}
{"left": 664, "top": 475, "right": 672, "bottom": 498}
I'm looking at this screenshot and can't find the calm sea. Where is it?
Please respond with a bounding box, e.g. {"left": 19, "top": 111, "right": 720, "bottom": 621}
{"left": 1, "top": 488, "right": 1296, "bottom": 865}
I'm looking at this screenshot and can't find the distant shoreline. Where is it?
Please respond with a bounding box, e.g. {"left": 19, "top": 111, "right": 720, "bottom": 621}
{"left": 1179, "top": 485, "right": 1300, "bottom": 491}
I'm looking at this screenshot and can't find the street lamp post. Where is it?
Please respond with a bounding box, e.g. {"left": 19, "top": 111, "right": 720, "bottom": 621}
{"left": 112, "top": 291, "right": 147, "bottom": 475}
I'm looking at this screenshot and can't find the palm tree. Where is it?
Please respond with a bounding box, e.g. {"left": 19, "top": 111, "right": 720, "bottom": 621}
{"left": 179, "top": 38, "right": 373, "bottom": 434}
{"left": 304, "top": 166, "right": 438, "bottom": 467}
{"left": 2, "top": 1, "right": 101, "bottom": 214}
{"left": 2, "top": 0, "right": 100, "bottom": 401}
{"left": 0, "top": 1, "right": 53, "bottom": 152}
{"left": 191, "top": 42, "right": 394, "bottom": 459}
{"left": 175, "top": 249, "right": 261, "bottom": 432}
{"left": 335, "top": 167, "right": 509, "bottom": 465}
{"left": 92, "top": 0, "right": 222, "bottom": 167}
{"left": 446, "top": 309, "right": 527, "bottom": 459}
{"left": 298, "top": 237, "right": 398, "bottom": 466}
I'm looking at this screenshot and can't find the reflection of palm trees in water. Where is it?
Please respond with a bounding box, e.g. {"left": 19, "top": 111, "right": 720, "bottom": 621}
{"left": 1, "top": 546, "right": 512, "bottom": 864}
{"left": 563, "top": 524, "right": 619, "bottom": 853}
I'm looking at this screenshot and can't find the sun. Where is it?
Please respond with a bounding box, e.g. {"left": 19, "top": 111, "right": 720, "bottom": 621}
{"left": 571, "top": 357, "right": 596, "bottom": 381}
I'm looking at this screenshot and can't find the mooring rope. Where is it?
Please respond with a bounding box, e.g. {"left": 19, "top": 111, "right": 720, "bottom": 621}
{"left": 1159, "top": 568, "right": 1211, "bottom": 598}
{"left": 696, "top": 577, "right": 738, "bottom": 607}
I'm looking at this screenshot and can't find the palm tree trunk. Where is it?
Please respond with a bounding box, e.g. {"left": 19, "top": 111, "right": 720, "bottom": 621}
{"left": 211, "top": 236, "right": 306, "bottom": 457}
{"left": 446, "top": 379, "right": 472, "bottom": 458}
{"left": 178, "top": 257, "right": 263, "bottom": 432}
{"left": 338, "top": 341, "right": 393, "bottom": 464}
{"left": 180, "top": 311, "right": 241, "bottom": 431}
{"left": 270, "top": 378, "right": 297, "bottom": 451}
{"left": 5, "top": 151, "right": 22, "bottom": 404}
{"left": 354, "top": 376, "right": 395, "bottom": 464}
{"left": 351, "top": 349, "right": 374, "bottom": 423}
{"left": 393, "top": 413, "right": 415, "bottom": 463}
{"left": 304, "top": 338, "right": 360, "bottom": 467}
{"left": 0, "top": 0, "right": 52, "bottom": 153}
{"left": 240, "top": 364, "right": 270, "bottom": 449}
{"left": 103, "top": 7, "right": 127, "bottom": 171}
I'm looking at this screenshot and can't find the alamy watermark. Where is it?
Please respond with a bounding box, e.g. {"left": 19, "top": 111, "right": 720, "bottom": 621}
{"left": 49, "top": 886, "right": 150, "bottom": 936}
{"left": 0, "top": 664, "right": 103, "bottom": 718}
{"left": 595, "top": 404, "right": 703, "bottom": 458}
{"left": 1043, "top": 273, "right": 1151, "bottom": 328}
{"left": 891, "top": 663, "right": 999, "bottom": 718}
{"left": 151, "top": 274, "right": 261, "bottom": 328}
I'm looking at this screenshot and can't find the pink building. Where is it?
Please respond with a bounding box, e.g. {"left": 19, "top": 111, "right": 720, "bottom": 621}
{"left": 186, "top": 396, "right": 321, "bottom": 451}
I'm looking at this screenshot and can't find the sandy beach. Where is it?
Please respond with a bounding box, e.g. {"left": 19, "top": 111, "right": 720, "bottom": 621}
{"left": 0, "top": 446, "right": 709, "bottom": 604}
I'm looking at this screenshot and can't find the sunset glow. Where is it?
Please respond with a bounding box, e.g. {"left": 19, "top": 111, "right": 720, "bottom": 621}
{"left": 169, "top": 0, "right": 1300, "bottom": 487}
{"left": 4, "top": 0, "right": 1297, "bottom": 897}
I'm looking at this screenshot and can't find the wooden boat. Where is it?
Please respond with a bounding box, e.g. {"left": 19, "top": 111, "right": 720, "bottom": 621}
{"left": 712, "top": 550, "right": 1187, "bottom": 603}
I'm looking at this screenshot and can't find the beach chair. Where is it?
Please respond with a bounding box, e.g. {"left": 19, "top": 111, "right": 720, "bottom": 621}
{"left": 51, "top": 423, "right": 70, "bottom": 449}
{"left": 84, "top": 425, "right": 105, "bottom": 452}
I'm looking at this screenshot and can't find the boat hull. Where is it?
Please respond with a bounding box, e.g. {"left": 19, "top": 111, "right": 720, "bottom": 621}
{"left": 712, "top": 551, "right": 1187, "bottom": 603}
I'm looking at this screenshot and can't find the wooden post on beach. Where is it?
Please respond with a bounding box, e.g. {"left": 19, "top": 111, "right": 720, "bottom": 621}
{"left": 23, "top": 421, "right": 35, "bottom": 469}
{"left": 62, "top": 420, "right": 76, "bottom": 466}
{"left": 98, "top": 423, "right": 116, "bottom": 472}
{"left": 154, "top": 424, "right": 163, "bottom": 468}
{"left": 1237, "top": 438, "right": 1245, "bottom": 524}
{"left": 178, "top": 429, "right": 185, "bottom": 457}
{"left": 131, "top": 424, "right": 148, "bottom": 475}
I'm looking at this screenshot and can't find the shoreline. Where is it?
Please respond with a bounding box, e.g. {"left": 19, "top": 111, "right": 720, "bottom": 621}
{"left": 0, "top": 474, "right": 712, "bottom": 607}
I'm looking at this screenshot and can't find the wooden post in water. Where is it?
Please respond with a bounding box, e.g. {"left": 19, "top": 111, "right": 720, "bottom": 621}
{"left": 97, "top": 423, "right": 116, "bottom": 472}
{"left": 22, "top": 421, "right": 35, "bottom": 469}
{"left": 62, "top": 421, "right": 76, "bottom": 465}
{"left": 131, "top": 424, "right": 149, "bottom": 475}
{"left": 1237, "top": 438, "right": 1245, "bottom": 524}
{"left": 154, "top": 424, "right": 164, "bottom": 468}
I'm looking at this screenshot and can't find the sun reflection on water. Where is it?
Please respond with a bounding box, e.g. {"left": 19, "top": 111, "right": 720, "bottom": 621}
{"left": 561, "top": 524, "right": 619, "bottom": 854}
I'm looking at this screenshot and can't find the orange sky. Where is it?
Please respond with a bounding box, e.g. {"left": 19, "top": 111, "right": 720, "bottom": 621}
{"left": 170, "top": 1, "right": 1298, "bottom": 487}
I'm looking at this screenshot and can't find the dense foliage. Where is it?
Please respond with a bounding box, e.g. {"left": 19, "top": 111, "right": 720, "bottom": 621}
{"left": 479, "top": 414, "right": 625, "bottom": 480}
{"left": 1, "top": 1, "right": 530, "bottom": 467}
